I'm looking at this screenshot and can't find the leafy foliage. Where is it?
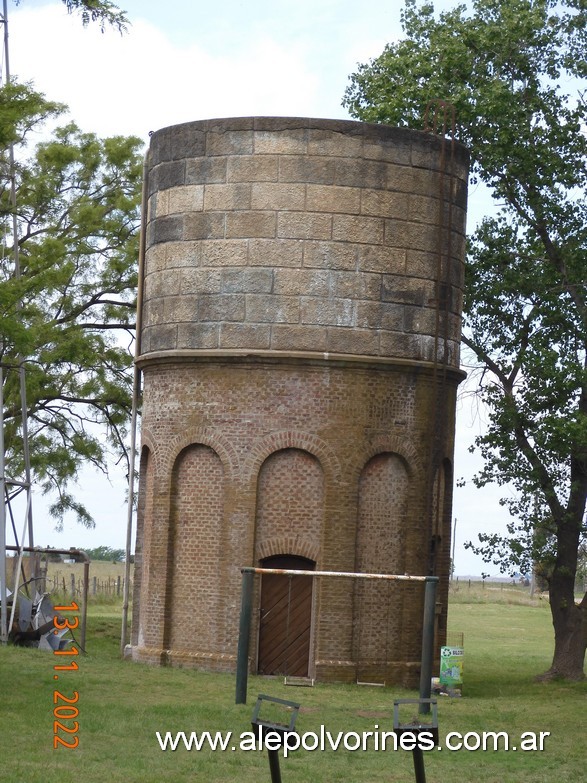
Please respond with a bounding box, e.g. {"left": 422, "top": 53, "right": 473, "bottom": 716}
{"left": 1, "top": 85, "right": 143, "bottom": 527}
{"left": 0, "top": 82, "right": 64, "bottom": 149}
{"left": 82, "top": 545, "right": 126, "bottom": 561}
{"left": 344, "top": 0, "right": 586, "bottom": 677}
{"left": 14, "top": 0, "right": 129, "bottom": 33}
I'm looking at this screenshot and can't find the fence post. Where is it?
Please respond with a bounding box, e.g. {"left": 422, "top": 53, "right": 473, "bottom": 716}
{"left": 81, "top": 561, "right": 89, "bottom": 652}
{"left": 70, "top": 573, "right": 76, "bottom": 596}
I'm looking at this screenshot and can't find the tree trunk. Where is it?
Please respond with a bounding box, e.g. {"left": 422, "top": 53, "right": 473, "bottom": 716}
{"left": 538, "top": 564, "right": 586, "bottom": 682}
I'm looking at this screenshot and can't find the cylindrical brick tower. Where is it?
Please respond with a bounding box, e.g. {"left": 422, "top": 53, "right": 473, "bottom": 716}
{"left": 130, "top": 117, "right": 468, "bottom": 687}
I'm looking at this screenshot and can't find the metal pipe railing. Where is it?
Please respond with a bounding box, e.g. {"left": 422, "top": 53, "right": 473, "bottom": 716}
{"left": 235, "top": 567, "right": 438, "bottom": 704}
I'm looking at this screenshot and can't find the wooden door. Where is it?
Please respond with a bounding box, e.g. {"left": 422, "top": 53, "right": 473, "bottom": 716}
{"left": 257, "top": 555, "right": 314, "bottom": 677}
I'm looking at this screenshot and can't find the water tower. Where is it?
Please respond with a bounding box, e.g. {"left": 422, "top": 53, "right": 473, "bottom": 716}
{"left": 130, "top": 117, "right": 468, "bottom": 686}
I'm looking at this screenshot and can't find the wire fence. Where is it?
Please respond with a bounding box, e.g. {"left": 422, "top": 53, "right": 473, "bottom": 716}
{"left": 5, "top": 556, "right": 133, "bottom": 602}
{"left": 46, "top": 573, "right": 133, "bottom": 598}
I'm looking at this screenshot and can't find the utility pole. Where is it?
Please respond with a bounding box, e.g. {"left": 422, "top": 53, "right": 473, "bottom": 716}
{"left": 0, "top": 0, "right": 37, "bottom": 644}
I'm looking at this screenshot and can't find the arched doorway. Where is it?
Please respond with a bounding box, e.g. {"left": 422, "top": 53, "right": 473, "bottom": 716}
{"left": 257, "top": 555, "right": 315, "bottom": 677}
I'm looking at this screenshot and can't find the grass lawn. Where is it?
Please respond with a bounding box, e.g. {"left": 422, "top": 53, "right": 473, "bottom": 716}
{"left": 1, "top": 586, "right": 584, "bottom": 783}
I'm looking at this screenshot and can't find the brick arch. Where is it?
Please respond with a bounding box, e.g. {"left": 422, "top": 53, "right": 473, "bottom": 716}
{"left": 163, "top": 443, "right": 225, "bottom": 653}
{"left": 431, "top": 457, "right": 454, "bottom": 540}
{"left": 256, "top": 536, "right": 320, "bottom": 564}
{"left": 157, "top": 427, "right": 240, "bottom": 490}
{"left": 138, "top": 427, "right": 160, "bottom": 476}
{"left": 354, "top": 451, "right": 410, "bottom": 674}
{"left": 254, "top": 448, "right": 324, "bottom": 566}
{"left": 131, "top": 443, "right": 155, "bottom": 648}
{"left": 356, "top": 452, "right": 410, "bottom": 572}
{"left": 242, "top": 430, "right": 341, "bottom": 488}
{"left": 347, "top": 435, "right": 423, "bottom": 485}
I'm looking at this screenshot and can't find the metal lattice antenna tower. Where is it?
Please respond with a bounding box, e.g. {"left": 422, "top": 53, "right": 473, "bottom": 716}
{"left": 1, "top": 0, "right": 36, "bottom": 645}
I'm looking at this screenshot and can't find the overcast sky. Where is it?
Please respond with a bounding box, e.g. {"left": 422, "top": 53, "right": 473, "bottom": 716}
{"left": 4, "top": 0, "right": 513, "bottom": 576}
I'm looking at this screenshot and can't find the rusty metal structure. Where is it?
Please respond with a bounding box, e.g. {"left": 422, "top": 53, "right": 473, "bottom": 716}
{"left": 4, "top": 546, "right": 89, "bottom": 651}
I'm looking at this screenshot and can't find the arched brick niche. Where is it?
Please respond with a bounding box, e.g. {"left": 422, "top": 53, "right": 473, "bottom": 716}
{"left": 254, "top": 448, "right": 324, "bottom": 562}
{"left": 164, "top": 445, "right": 225, "bottom": 655}
{"left": 353, "top": 453, "right": 409, "bottom": 682}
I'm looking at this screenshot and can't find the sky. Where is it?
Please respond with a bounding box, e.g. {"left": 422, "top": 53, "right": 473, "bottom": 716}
{"left": 3, "top": 0, "right": 514, "bottom": 576}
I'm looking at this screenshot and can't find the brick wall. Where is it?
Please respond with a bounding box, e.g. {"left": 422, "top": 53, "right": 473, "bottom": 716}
{"left": 129, "top": 117, "right": 468, "bottom": 686}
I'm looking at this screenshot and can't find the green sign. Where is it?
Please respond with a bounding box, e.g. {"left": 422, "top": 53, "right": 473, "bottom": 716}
{"left": 440, "top": 646, "right": 464, "bottom": 688}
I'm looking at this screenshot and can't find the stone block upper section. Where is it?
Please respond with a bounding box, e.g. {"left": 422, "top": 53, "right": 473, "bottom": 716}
{"left": 140, "top": 117, "right": 469, "bottom": 368}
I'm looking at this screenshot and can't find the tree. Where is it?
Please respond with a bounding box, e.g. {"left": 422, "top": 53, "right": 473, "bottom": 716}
{"left": 343, "top": 0, "right": 587, "bottom": 680}
{"left": 1, "top": 84, "right": 143, "bottom": 527}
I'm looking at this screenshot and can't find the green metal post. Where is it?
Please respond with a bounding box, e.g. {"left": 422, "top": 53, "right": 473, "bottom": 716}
{"left": 412, "top": 746, "right": 427, "bottom": 783}
{"left": 267, "top": 749, "right": 282, "bottom": 783}
{"left": 419, "top": 576, "right": 438, "bottom": 715}
{"left": 235, "top": 568, "right": 254, "bottom": 704}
